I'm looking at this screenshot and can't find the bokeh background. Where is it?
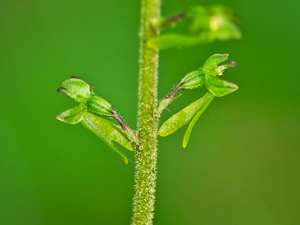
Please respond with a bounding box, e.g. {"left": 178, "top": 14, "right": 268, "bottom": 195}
{"left": 1, "top": 0, "right": 299, "bottom": 224}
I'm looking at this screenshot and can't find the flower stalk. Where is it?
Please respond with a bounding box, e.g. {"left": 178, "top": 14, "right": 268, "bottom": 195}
{"left": 131, "top": 0, "right": 161, "bottom": 224}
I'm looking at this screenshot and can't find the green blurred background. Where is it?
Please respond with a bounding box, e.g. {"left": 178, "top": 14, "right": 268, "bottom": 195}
{"left": 1, "top": 0, "right": 299, "bottom": 224}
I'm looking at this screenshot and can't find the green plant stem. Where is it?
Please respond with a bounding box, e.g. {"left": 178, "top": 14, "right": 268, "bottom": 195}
{"left": 131, "top": 0, "right": 160, "bottom": 224}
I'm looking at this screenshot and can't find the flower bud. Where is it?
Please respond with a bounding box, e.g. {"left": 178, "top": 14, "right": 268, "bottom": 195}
{"left": 86, "top": 95, "right": 115, "bottom": 117}
{"left": 179, "top": 70, "right": 205, "bottom": 90}
{"left": 57, "top": 77, "right": 92, "bottom": 102}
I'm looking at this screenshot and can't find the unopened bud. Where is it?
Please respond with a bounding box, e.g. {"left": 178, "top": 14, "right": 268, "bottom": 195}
{"left": 180, "top": 70, "right": 205, "bottom": 90}
{"left": 86, "top": 95, "right": 115, "bottom": 117}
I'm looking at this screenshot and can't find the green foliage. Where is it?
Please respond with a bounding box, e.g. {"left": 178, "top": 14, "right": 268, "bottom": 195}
{"left": 148, "top": 5, "right": 241, "bottom": 50}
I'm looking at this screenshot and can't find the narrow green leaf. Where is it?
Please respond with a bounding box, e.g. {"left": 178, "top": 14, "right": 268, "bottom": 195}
{"left": 158, "top": 92, "right": 212, "bottom": 137}
{"left": 55, "top": 102, "right": 87, "bottom": 124}
{"left": 81, "top": 112, "right": 135, "bottom": 164}
{"left": 183, "top": 93, "right": 214, "bottom": 148}
{"left": 147, "top": 32, "right": 210, "bottom": 50}
{"left": 205, "top": 75, "right": 239, "bottom": 97}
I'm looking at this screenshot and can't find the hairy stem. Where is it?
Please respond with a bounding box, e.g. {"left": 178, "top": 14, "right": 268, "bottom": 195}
{"left": 131, "top": 0, "right": 160, "bottom": 224}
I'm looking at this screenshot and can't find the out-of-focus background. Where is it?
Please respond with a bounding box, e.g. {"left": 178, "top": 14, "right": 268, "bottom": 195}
{"left": 1, "top": 0, "right": 299, "bottom": 224}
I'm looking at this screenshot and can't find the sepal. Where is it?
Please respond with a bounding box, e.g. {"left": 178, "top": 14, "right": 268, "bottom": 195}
{"left": 203, "top": 54, "right": 229, "bottom": 73}
{"left": 55, "top": 102, "right": 87, "bottom": 124}
{"left": 203, "top": 54, "right": 237, "bottom": 76}
{"left": 205, "top": 75, "right": 238, "bottom": 97}
{"left": 57, "top": 77, "right": 92, "bottom": 102}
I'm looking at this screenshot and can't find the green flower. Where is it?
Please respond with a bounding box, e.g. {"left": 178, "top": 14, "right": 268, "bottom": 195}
{"left": 56, "top": 76, "right": 135, "bottom": 164}
{"left": 202, "top": 54, "right": 239, "bottom": 97}
{"left": 56, "top": 77, "right": 116, "bottom": 123}
{"left": 158, "top": 53, "right": 239, "bottom": 147}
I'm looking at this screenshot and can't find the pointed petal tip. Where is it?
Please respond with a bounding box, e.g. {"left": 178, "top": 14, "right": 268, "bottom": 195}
{"left": 70, "top": 75, "right": 83, "bottom": 80}
{"left": 54, "top": 114, "right": 64, "bottom": 123}
{"left": 224, "top": 61, "right": 237, "bottom": 67}
{"left": 57, "top": 87, "right": 67, "bottom": 93}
